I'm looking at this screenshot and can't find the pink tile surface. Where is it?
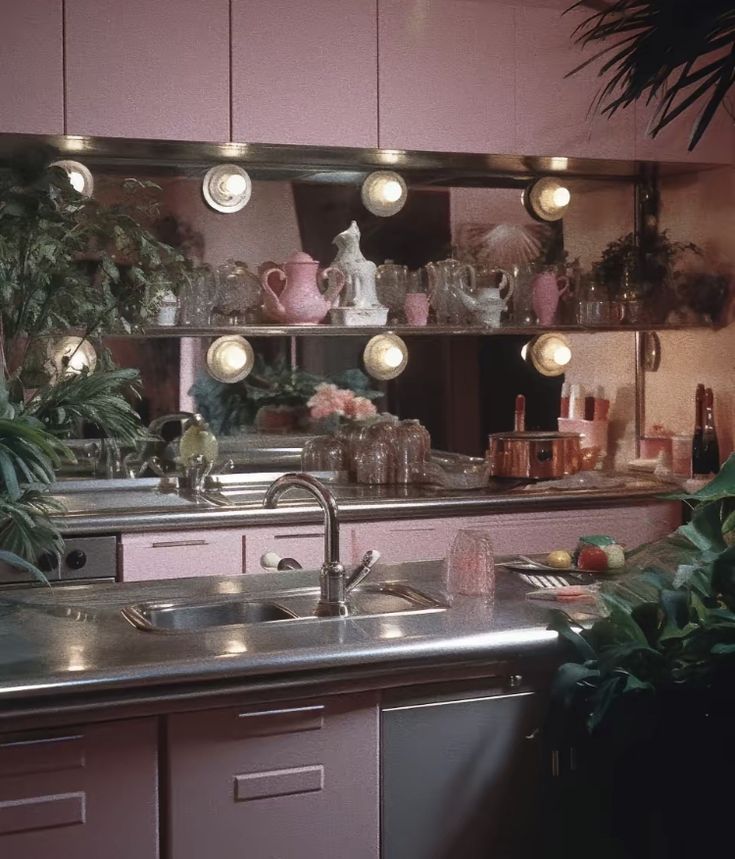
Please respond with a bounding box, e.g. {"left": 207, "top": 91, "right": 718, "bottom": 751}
{"left": 65, "top": 0, "right": 230, "bottom": 141}
{"left": 231, "top": 0, "right": 378, "bottom": 147}
{"left": 0, "top": 0, "right": 63, "bottom": 134}
{"left": 514, "top": 5, "right": 635, "bottom": 160}
{"left": 378, "top": 0, "right": 516, "bottom": 153}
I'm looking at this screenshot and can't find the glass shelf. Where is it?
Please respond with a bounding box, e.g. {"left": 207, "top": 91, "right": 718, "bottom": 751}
{"left": 101, "top": 323, "right": 714, "bottom": 339}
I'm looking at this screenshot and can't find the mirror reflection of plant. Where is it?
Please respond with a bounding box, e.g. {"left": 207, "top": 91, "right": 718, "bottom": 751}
{"left": 190, "top": 357, "right": 382, "bottom": 436}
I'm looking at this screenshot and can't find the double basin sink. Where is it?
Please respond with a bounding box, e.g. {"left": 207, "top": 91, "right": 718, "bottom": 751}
{"left": 122, "top": 582, "right": 446, "bottom": 633}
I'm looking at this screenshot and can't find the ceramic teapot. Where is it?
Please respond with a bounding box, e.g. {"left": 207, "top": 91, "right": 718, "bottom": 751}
{"left": 261, "top": 251, "right": 345, "bottom": 324}
{"left": 454, "top": 269, "right": 513, "bottom": 327}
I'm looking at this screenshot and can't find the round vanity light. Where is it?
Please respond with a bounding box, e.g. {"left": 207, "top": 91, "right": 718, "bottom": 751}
{"left": 524, "top": 332, "right": 573, "bottom": 377}
{"left": 361, "top": 171, "right": 408, "bottom": 217}
{"left": 363, "top": 333, "right": 408, "bottom": 381}
{"left": 202, "top": 164, "right": 252, "bottom": 213}
{"left": 523, "top": 177, "right": 572, "bottom": 222}
{"left": 206, "top": 335, "right": 255, "bottom": 383}
{"left": 49, "top": 159, "right": 94, "bottom": 197}
{"left": 48, "top": 336, "right": 97, "bottom": 380}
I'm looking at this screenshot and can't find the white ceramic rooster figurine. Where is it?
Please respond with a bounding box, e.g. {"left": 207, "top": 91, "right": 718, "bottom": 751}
{"left": 329, "top": 221, "right": 388, "bottom": 325}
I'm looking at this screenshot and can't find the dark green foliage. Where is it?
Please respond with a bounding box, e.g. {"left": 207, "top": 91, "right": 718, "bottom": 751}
{"left": 568, "top": 0, "right": 735, "bottom": 150}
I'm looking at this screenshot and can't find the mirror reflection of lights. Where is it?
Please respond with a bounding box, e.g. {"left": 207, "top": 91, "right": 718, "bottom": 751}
{"left": 202, "top": 164, "right": 252, "bottom": 213}
{"left": 377, "top": 149, "right": 405, "bottom": 165}
{"left": 206, "top": 335, "right": 255, "bottom": 383}
{"left": 50, "top": 159, "right": 94, "bottom": 196}
{"left": 223, "top": 638, "right": 248, "bottom": 655}
{"left": 363, "top": 333, "right": 409, "bottom": 381}
{"left": 524, "top": 332, "right": 573, "bottom": 377}
{"left": 522, "top": 176, "right": 572, "bottom": 222}
{"left": 66, "top": 645, "right": 88, "bottom": 672}
{"left": 549, "top": 156, "right": 569, "bottom": 171}
{"left": 49, "top": 336, "right": 97, "bottom": 380}
{"left": 361, "top": 170, "right": 408, "bottom": 217}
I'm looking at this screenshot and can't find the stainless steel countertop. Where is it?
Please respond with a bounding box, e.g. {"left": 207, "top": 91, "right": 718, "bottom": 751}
{"left": 50, "top": 474, "right": 675, "bottom": 535}
{"left": 0, "top": 562, "right": 560, "bottom": 719}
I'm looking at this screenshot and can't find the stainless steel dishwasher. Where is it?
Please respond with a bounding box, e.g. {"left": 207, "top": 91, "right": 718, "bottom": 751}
{"left": 381, "top": 681, "right": 547, "bottom": 859}
{"left": 0, "top": 535, "right": 118, "bottom": 588}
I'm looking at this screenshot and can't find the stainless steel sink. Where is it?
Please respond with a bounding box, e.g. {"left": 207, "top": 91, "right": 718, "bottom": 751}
{"left": 121, "top": 598, "right": 298, "bottom": 632}
{"left": 121, "top": 583, "right": 446, "bottom": 633}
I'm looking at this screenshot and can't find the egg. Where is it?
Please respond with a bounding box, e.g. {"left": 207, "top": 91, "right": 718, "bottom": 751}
{"left": 546, "top": 550, "right": 573, "bottom": 569}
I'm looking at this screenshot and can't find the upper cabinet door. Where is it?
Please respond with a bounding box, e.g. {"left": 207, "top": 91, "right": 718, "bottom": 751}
{"left": 378, "top": 0, "right": 516, "bottom": 154}
{"left": 635, "top": 100, "right": 734, "bottom": 165}
{"left": 231, "top": 0, "right": 378, "bottom": 148}
{"left": 65, "top": 0, "right": 230, "bottom": 141}
{"left": 514, "top": 6, "right": 635, "bottom": 160}
{"left": 0, "top": 0, "right": 63, "bottom": 134}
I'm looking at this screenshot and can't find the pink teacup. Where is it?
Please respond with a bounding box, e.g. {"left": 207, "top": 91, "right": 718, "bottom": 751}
{"left": 404, "top": 292, "right": 429, "bottom": 326}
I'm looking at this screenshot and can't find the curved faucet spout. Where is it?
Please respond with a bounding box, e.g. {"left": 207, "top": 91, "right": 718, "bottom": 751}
{"left": 263, "top": 473, "right": 340, "bottom": 566}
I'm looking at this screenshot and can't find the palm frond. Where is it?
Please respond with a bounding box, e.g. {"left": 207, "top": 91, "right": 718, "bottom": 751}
{"left": 0, "top": 489, "right": 64, "bottom": 562}
{"left": 568, "top": 0, "right": 735, "bottom": 150}
{"left": 0, "top": 416, "right": 72, "bottom": 499}
{"left": 22, "top": 367, "right": 145, "bottom": 444}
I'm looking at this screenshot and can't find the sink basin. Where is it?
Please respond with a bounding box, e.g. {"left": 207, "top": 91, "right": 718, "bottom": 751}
{"left": 122, "top": 583, "right": 446, "bottom": 633}
{"left": 122, "top": 598, "right": 297, "bottom": 632}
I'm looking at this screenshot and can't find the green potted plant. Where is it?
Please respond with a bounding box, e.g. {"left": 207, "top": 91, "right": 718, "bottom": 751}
{"left": 0, "top": 157, "right": 191, "bottom": 571}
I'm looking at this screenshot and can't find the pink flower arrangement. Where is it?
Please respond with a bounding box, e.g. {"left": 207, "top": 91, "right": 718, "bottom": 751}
{"left": 308, "top": 383, "right": 377, "bottom": 422}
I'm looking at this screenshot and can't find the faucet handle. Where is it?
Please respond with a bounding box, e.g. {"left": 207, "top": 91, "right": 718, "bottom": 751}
{"left": 345, "top": 549, "right": 381, "bottom": 592}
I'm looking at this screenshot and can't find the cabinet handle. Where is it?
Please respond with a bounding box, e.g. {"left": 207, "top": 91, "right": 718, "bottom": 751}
{"left": 0, "top": 735, "right": 85, "bottom": 777}
{"left": 150, "top": 539, "right": 209, "bottom": 549}
{"left": 0, "top": 792, "right": 86, "bottom": 836}
{"left": 237, "top": 704, "right": 325, "bottom": 736}
{"left": 274, "top": 533, "right": 322, "bottom": 540}
{"left": 234, "top": 765, "right": 324, "bottom": 803}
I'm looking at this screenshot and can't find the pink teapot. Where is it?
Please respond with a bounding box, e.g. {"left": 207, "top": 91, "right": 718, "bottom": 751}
{"left": 261, "top": 252, "right": 345, "bottom": 324}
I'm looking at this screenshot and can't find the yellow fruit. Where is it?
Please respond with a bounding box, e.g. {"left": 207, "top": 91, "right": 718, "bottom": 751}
{"left": 546, "top": 550, "right": 573, "bottom": 569}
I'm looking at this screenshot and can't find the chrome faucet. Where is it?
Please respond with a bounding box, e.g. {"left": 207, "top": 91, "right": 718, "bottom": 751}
{"left": 263, "top": 473, "right": 380, "bottom": 617}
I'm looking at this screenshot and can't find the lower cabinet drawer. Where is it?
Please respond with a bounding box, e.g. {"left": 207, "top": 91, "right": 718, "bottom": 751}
{"left": 0, "top": 718, "right": 158, "bottom": 859}
{"left": 121, "top": 528, "right": 244, "bottom": 580}
{"left": 243, "top": 525, "right": 349, "bottom": 572}
{"left": 167, "top": 695, "right": 379, "bottom": 859}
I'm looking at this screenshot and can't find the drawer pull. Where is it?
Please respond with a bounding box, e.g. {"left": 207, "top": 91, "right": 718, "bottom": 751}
{"left": 0, "top": 735, "right": 85, "bottom": 777}
{"left": 150, "top": 539, "right": 209, "bottom": 549}
{"left": 273, "top": 533, "right": 323, "bottom": 540}
{"left": 0, "top": 792, "right": 85, "bottom": 836}
{"left": 237, "top": 704, "right": 324, "bottom": 735}
{"left": 234, "top": 766, "right": 323, "bottom": 803}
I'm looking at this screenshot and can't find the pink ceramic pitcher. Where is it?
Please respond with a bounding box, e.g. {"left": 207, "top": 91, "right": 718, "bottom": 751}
{"left": 531, "top": 271, "right": 569, "bottom": 326}
{"left": 261, "top": 251, "right": 345, "bottom": 324}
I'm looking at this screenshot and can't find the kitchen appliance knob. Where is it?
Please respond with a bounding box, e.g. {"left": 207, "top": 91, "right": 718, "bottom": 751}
{"left": 536, "top": 448, "right": 553, "bottom": 462}
{"left": 38, "top": 552, "right": 59, "bottom": 573}
{"left": 66, "top": 550, "right": 87, "bottom": 570}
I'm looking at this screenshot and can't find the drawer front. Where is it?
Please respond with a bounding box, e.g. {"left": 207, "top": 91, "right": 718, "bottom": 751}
{"left": 167, "top": 695, "right": 379, "bottom": 859}
{"left": 243, "top": 525, "right": 348, "bottom": 573}
{"left": 349, "top": 520, "right": 460, "bottom": 566}
{"left": 0, "top": 718, "right": 158, "bottom": 859}
{"left": 121, "top": 529, "right": 243, "bottom": 580}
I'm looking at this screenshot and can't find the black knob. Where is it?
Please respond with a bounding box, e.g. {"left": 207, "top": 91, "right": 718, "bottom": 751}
{"left": 536, "top": 448, "right": 553, "bottom": 462}
{"left": 66, "top": 550, "right": 87, "bottom": 570}
{"left": 37, "top": 552, "right": 59, "bottom": 573}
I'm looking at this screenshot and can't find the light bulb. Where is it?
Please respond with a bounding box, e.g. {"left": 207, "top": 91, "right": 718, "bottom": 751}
{"left": 66, "top": 348, "right": 90, "bottom": 372}
{"left": 381, "top": 179, "right": 403, "bottom": 204}
{"left": 222, "top": 172, "right": 248, "bottom": 197}
{"left": 552, "top": 344, "right": 572, "bottom": 366}
{"left": 68, "top": 170, "right": 86, "bottom": 193}
{"left": 521, "top": 343, "right": 529, "bottom": 361}
{"left": 552, "top": 186, "right": 571, "bottom": 209}
{"left": 220, "top": 342, "right": 248, "bottom": 372}
{"left": 382, "top": 344, "right": 404, "bottom": 368}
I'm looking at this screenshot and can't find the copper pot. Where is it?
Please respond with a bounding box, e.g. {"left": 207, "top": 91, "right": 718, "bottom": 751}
{"left": 486, "top": 431, "right": 582, "bottom": 480}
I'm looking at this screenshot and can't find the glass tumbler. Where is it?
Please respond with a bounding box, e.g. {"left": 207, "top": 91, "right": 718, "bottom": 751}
{"left": 301, "top": 435, "right": 348, "bottom": 473}
{"left": 445, "top": 528, "right": 495, "bottom": 604}
{"left": 354, "top": 438, "right": 395, "bottom": 485}
{"left": 395, "top": 420, "right": 429, "bottom": 484}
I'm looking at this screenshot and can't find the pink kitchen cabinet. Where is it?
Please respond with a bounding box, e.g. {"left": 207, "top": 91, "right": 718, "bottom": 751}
{"left": 242, "top": 523, "right": 350, "bottom": 573}
{"left": 121, "top": 528, "right": 244, "bottom": 581}
{"left": 514, "top": 5, "right": 636, "bottom": 160}
{"left": 231, "top": 0, "right": 378, "bottom": 147}
{"left": 378, "top": 0, "right": 516, "bottom": 153}
{"left": 0, "top": 718, "right": 158, "bottom": 859}
{"left": 0, "top": 0, "right": 64, "bottom": 134}
{"left": 64, "top": 0, "right": 230, "bottom": 141}
{"left": 167, "top": 694, "right": 380, "bottom": 859}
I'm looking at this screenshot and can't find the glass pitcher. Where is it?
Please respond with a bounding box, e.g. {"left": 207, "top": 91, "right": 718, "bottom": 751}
{"left": 425, "top": 259, "right": 476, "bottom": 325}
